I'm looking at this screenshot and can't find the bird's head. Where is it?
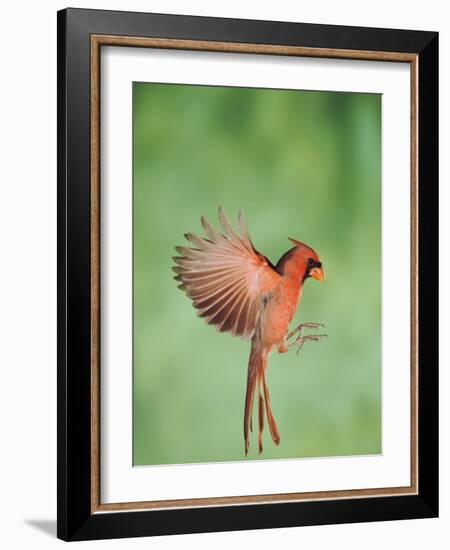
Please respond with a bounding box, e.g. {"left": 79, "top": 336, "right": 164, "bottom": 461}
{"left": 285, "top": 238, "right": 325, "bottom": 283}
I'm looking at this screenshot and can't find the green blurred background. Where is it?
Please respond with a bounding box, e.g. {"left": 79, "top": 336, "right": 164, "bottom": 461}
{"left": 133, "top": 82, "right": 381, "bottom": 466}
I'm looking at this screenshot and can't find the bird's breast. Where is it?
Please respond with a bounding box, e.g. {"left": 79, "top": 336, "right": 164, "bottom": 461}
{"left": 259, "top": 280, "right": 303, "bottom": 348}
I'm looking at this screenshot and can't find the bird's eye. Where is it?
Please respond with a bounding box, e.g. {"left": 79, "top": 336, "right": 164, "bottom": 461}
{"left": 307, "top": 258, "right": 315, "bottom": 267}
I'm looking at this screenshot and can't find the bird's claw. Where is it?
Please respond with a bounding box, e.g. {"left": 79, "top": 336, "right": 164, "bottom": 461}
{"left": 293, "top": 334, "right": 328, "bottom": 355}
{"left": 287, "top": 322, "right": 325, "bottom": 340}
{"left": 286, "top": 322, "right": 327, "bottom": 356}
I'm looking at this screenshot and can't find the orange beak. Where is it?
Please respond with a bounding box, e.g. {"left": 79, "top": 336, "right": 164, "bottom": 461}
{"left": 310, "top": 266, "right": 325, "bottom": 283}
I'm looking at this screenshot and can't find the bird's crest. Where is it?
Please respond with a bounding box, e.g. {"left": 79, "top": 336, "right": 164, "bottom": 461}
{"left": 288, "top": 237, "right": 307, "bottom": 248}
{"left": 288, "top": 237, "right": 318, "bottom": 257}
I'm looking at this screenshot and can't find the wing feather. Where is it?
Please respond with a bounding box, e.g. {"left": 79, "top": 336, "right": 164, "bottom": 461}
{"left": 174, "top": 208, "right": 280, "bottom": 339}
{"left": 237, "top": 209, "right": 256, "bottom": 252}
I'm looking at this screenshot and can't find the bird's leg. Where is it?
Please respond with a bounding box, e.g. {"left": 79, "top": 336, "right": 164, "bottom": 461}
{"left": 287, "top": 322, "right": 325, "bottom": 341}
{"left": 288, "top": 333, "right": 328, "bottom": 355}
{"left": 286, "top": 323, "right": 327, "bottom": 356}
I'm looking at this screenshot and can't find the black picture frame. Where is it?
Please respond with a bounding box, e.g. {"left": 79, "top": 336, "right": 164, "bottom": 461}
{"left": 57, "top": 7, "right": 438, "bottom": 541}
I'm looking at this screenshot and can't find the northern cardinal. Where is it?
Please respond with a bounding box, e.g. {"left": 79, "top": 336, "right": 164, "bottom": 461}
{"left": 173, "top": 207, "right": 326, "bottom": 455}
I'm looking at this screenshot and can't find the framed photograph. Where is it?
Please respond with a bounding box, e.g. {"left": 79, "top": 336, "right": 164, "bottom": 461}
{"left": 57, "top": 8, "right": 438, "bottom": 541}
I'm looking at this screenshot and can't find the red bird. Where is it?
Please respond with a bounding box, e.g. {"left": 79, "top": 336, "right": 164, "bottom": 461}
{"left": 173, "top": 207, "right": 326, "bottom": 455}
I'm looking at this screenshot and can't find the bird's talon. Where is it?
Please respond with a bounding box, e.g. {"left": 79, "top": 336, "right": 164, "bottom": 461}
{"left": 289, "top": 333, "right": 327, "bottom": 355}
{"left": 287, "top": 322, "right": 326, "bottom": 340}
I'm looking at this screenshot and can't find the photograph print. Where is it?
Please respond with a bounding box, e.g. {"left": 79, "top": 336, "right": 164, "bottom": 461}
{"left": 133, "top": 82, "right": 381, "bottom": 466}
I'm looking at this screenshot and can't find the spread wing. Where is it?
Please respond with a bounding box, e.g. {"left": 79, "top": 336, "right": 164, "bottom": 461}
{"left": 173, "top": 207, "right": 281, "bottom": 339}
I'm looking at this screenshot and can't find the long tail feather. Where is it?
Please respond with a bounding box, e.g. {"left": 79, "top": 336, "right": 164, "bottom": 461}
{"left": 261, "top": 369, "right": 280, "bottom": 445}
{"left": 258, "top": 378, "right": 264, "bottom": 454}
{"left": 244, "top": 344, "right": 279, "bottom": 455}
{"left": 244, "top": 348, "right": 259, "bottom": 456}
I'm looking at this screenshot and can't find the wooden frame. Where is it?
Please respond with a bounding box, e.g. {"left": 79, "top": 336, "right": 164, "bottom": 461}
{"left": 58, "top": 7, "right": 438, "bottom": 541}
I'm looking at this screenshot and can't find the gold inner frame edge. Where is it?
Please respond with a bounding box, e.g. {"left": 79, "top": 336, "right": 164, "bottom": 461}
{"left": 90, "top": 35, "right": 419, "bottom": 514}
